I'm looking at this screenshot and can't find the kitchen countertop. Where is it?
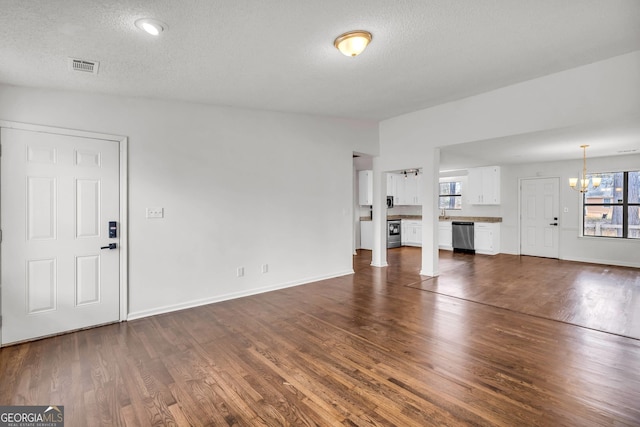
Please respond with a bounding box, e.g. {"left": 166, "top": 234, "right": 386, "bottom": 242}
{"left": 387, "top": 215, "right": 422, "bottom": 221}
{"left": 439, "top": 216, "right": 502, "bottom": 223}
{"left": 360, "top": 215, "right": 502, "bottom": 223}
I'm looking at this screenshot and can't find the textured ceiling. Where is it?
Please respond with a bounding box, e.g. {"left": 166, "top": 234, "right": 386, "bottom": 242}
{"left": 1, "top": 0, "right": 639, "bottom": 122}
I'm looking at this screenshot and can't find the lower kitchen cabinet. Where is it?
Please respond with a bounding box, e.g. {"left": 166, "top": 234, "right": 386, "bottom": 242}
{"left": 360, "top": 221, "right": 373, "bottom": 250}
{"left": 474, "top": 222, "right": 500, "bottom": 255}
{"left": 402, "top": 220, "right": 422, "bottom": 247}
{"left": 438, "top": 221, "right": 453, "bottom": 250}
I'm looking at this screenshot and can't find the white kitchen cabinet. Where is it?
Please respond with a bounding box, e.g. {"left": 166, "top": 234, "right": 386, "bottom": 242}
{"left": 412, "top": 222, "right": 422, "bottom": 246}
{"left": 415, "top": 173, "right": 423, "bottom": 205}
{"left": 395, "top": 174, "right": 406, "bottom": 205}
{"left": 403, "top": 175, "right": 417, "bottom": 205}
{"left": 360, "top": 221, "right": 373, "bottom": 250}
{"left": 402, "top": 220, "right": 422, "bottom": 246}
{"left": 401, "top": 221, "right": 409, "bottom": 245}
{"left": 386, "top": 173, "right": 396, "bottom": 198}
{"left": 468, "top": 166, "right": 501, "bottom": 205}
{"left": 358, "top": 170, "right": 373, "bottom": 206}
{"left": 438, "top": 221, "right": 453, "bottom": 250}
{"left": 474, "top": 222, "right": 500, "bottom": 255}
{"left": 395, "top": 172, "right": 422, "bottom": 205}
{"left": 387, "top": 173, "right": 405, "bottom": 205}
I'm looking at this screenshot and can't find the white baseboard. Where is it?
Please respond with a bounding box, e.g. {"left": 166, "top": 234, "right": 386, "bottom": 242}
{"left": 420, "top": 269, "right": 439, "bottom": 277}
{"left": 560, "top": 256, "right": 640, "bottom": 269}
{"left": 475, "top": 250, "right": 499, "bottom": 255}
{"left": 127, "top": 269, "right": 355, "bottom": 321}
{"left": 497, "top": 250, "right": 639, "bottom": 268}
{"left": 499, "top": 250, "right": 520, "bottom": 255}
{"left": 370, "top": 262, "right": 388, "bottom": 267}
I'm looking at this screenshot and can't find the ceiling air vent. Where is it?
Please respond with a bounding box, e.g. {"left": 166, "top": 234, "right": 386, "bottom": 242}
{"left": 68, "top": 58, "right": 99, "bottom": 75}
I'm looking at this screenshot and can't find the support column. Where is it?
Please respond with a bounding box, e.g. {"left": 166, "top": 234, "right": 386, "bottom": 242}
{"left": 420, "top": 148, "right": 440, "bottom": 277}
{"left": 371, "top": 157, "right": 388, "bottom": 267}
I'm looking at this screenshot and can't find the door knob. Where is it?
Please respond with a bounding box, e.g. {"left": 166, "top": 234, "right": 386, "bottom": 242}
{"left": 549, "top": 223, "right": 558, "bottom": 226}
{"left": 101, "top": 243, "right": 117, "bottom": 250}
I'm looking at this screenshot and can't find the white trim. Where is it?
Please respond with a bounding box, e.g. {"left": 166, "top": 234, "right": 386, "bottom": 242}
{"left": 370, "top": 262, "right": 388, "bottom": 267}
{"left": 0, "top": 120, "right": 129, "bottom": 323}
{"left": 578, "top": 235, "right": 640, "bottom": 243}
{"left": 560, "top": 256, "right": 640, "bottom": 269}
{"left": 119, "top": 138, "right": 128, "bottom": 321}
{"left": 0, "top": 120, "right": 126, "bottom": 143}
{"left": 127, "top": 269, "right": 355, "bottom": 321}
{"left": 419, "top": 269, "right": 439, "bottom": 277}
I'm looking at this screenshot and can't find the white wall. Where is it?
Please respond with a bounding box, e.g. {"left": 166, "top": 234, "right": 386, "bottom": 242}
{"left": 500, "top": 154, "right": 640, "bottom": 267}
{"left": 378, "top": 51, "right": 640, "bottom": 271}
{"left": 0, "top": 84, "right": 379, "bottom": 318}
{"left": 387, "top": 205, "right": 422, "bottom": 216}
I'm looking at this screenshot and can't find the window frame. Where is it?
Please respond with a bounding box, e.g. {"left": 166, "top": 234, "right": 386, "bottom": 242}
{"left": 438, "top": 181, "right": 462, "bottom": 210}
{"left": 582, "top": 170, "right": 640, "bottom": 239}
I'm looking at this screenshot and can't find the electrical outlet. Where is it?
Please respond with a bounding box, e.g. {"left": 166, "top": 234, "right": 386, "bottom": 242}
{"left": 237, "top": 267, "right": 244, "bottom": 278}
{"left": 261, "top": 264, "right": 268, "bottom": 274}
{"left": 146, "top": 207, "right": 164, "bottom": 219}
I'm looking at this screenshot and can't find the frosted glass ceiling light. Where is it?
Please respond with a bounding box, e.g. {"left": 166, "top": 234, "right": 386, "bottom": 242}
{"left": 135, "top": 18, "right": 167, "bottom": 36}
{"left": 334, "top": 31, "right": 372, "bottom": 57}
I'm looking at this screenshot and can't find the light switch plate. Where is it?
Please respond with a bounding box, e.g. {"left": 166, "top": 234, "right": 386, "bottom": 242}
{"left": 146, "top": 207, "right": 164, "bottom": 218}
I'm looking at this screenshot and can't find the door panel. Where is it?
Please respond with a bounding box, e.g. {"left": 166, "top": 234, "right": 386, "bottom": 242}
{"left": 28, "top": 176, "right": 57, "bottom": 240}
{"left": 76, "top": 255, "right": 101, "bottom": 305}
{"left": 76, "top": 179, "right": 101, "bottom": 238}
{"left": 520, "top": 178, "right": 560, "bottom": 258}
{"left": 27, "top": 258, "right": 57, "bottom": 313}
{"left": 1, "top": 128, "right": 120, "bottom": 345}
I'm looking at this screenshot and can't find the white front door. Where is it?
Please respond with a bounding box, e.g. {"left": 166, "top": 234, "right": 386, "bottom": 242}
{"left": 1, "top": 128, "right": 120, "bottom": 345}
{"left": 520, "top": 177, "right": 560, "bottom": 258}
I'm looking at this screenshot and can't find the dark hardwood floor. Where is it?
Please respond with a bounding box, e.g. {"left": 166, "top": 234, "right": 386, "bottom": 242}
{"left": 417, "top": 250, "right": 640, "bottom": 339}
{"left": 1, "top": 248, "right": 639, "bottom": 426}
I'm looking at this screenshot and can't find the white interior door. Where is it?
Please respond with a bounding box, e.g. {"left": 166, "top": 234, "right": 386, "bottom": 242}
{"left": 520, "top": 177, "right": 560, "bottom": 258}
{"left": 1, "top": 128, "right": 120, "bottom": 345}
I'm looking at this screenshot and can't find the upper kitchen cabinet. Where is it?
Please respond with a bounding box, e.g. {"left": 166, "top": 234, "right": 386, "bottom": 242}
{"left": 386, "top": 173, "right": 396, "bottom": 198}
{"left": 468, "top": 166, "right": 501, "bottom": 205}
{"left": 358, "top": 170, "right": 373, "bottom": 205}
{"left": 394, "top": 172, "right": 422, "bottom": 205}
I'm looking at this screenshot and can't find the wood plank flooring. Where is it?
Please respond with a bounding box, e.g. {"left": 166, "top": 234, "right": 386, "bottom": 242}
{"left": 414, "top": 250, "right": 640, "bottom": 339}
{"left": 1, "top": 248, "right": 639, "bottom": 426}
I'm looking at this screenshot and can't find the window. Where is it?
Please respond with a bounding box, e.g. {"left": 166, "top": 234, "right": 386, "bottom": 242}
{"left": 439, "top": 181, "right": 462, "bottom": 210}
{"left": 583, "top": 171, "right": 640, "bottom": 239}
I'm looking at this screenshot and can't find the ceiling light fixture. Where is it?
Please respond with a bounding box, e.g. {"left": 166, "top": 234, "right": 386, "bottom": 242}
{"left": 569, "top": 145, "right": 601, "bottom": 193}
{"left": 334, "top": 31, "right": 372, "bottom": 57}
{"left": 135, "top": 18, "right": 167, "bottom": 36}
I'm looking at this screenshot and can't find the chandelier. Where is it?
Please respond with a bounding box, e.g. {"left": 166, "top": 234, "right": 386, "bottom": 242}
{"left": 569, "top": 145, "right": 601, "bottom": 193}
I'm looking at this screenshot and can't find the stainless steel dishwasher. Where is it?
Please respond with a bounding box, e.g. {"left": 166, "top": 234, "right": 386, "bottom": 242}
{"left": 452, "top": 221, "right": 475, "bottom": 253}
